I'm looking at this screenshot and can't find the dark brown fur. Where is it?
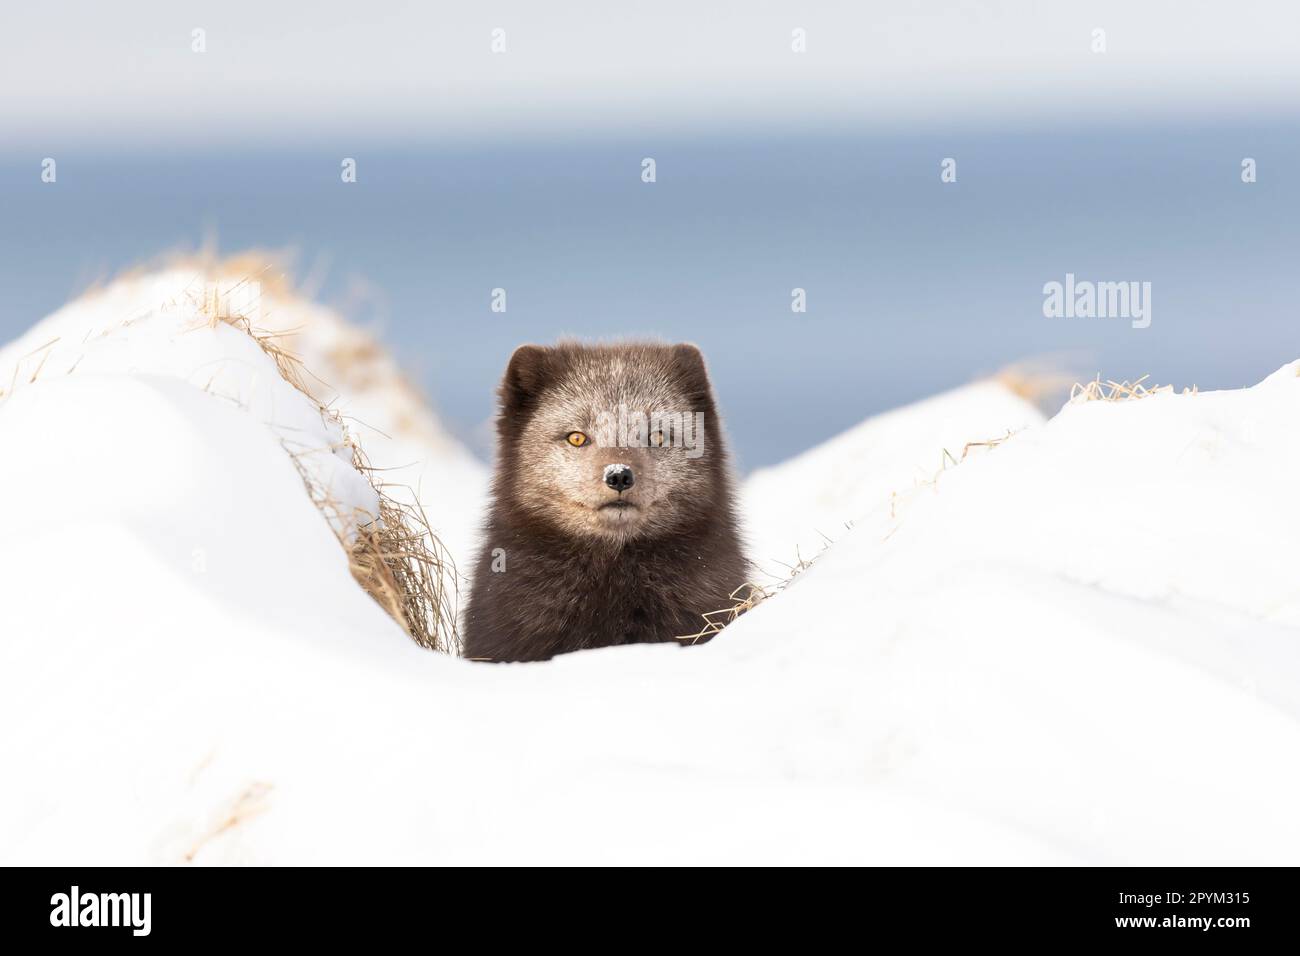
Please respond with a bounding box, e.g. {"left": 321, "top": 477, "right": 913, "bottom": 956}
{"left": 462, "top": 341, "right": 749, "bottom": 662}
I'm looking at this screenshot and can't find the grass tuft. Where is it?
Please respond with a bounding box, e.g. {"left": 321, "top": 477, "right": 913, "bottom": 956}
{"left": 1069, "top": 374, "right": 1198, "bottom": 403}
{"left": 676, "top": 582, "right": 773, "bottom": 646}
{"left": 285, "top": 442, "right": 460, "bottom": 654}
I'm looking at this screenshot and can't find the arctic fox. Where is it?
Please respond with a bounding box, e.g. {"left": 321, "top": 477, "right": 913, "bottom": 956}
{"left": 462, "top": 341, "right": 750, "bottom": 662}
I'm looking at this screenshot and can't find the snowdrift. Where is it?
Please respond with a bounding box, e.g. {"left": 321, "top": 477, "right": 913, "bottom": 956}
{"left": 2, "top": 268, "right": 1298, "bottom": 864}
{"left": 744, "top": 380, "right": 1045, "bottom": 577}
{"left": 0, "top": 267, "right": 473, "bottom": 651}
{"left": 0, "top": 264, "right": 487, "bottom": 566}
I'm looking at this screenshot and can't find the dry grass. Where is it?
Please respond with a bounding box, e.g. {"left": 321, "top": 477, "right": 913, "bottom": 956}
{"left": 186, "top": 266, "right": 460, "bottom": 653}
{"left": 992, "top": 358, "right": 1079, "bottom": 413}
{"left": 679, "top": 419, "right": 1029, "bottom": 645}
{"left": 1069, "top": 373, "right": 1197, "bottom": 403}
{"left": 676, "top": 582, "right": 773, "bottom": 645}
{"left": 939, "top": 428, "right": 1017, "bottom": 470}
{"left": 182, "top": 781, "right": 274, "bottom": 863}
{"left": 1, "top": 336, "right": 62, "bottom": 401}
{"left": 676, "top": 539, "right": 828, "bottom": 645}
{"left": 884, "top": 425, "right": 1025, "bottom": 522}
{"left": 285, "top": 442, "right": 460, "bottom": 654}
{"left": 346, "top": 495, "right": 459, "bottom": 655}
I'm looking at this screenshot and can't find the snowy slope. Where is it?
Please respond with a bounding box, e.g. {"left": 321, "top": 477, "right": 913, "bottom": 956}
{"left": 743, "top": 380, "right": 1045, "bottom": 578}
{"left": 2, "top": 271, "right": 1298, "bottom": 865}
{"left": 224, "top": 265, "right": 489, "bottom": 567}
{"left": 0, "top": 273, "right": 382, "bottom": 544}
{"left": 0, "top": 266, "right": 488, "bottom": 572}
{"left": 731, "top": 364, "right": 1300, "bottom": 863}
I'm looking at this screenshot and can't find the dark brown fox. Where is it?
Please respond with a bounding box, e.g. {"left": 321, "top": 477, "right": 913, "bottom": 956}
{"left": 462, "top": 341, "right": 750, "bottom": 662}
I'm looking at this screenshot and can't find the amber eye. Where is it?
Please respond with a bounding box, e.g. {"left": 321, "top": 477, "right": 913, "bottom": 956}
{"left": 649, "top": 430, "right": 666, "bottom": 447}
{"left": 566, "top": 431, "right": 589, "bottom": 447}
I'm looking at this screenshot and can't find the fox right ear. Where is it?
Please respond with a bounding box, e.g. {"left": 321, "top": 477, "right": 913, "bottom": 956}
{"left": 670, "top": 342, "right": 711, "bottom": 404}
{"left": 502, "top": 344, "right": 550, "bottom": 411}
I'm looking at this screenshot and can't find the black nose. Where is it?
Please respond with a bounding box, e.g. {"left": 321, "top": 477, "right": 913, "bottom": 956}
{"left": 604, "top": 464, "right": 635, "bottom": 492}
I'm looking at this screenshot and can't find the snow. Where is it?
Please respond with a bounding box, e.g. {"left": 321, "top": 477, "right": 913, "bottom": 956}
{"left": 0, "top": 267, "right": 487, "bottom": 573}
{"left": 228, "top": 272, "right": 488, "bottom": 566}
{"left": 0, "top": 274, "right": 380, "bottom": 542}
{"left": 743, "top": 380, "right": 1045, "bottom": 578}
{"left": 2, "top": 269, "right": 1298, "bottom": 864}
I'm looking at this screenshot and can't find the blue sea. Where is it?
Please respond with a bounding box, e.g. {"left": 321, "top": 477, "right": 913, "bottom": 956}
{"left": 2, "top": 118, "right": 1297, "bottom": 468}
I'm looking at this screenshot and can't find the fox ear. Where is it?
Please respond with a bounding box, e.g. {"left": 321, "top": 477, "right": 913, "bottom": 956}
{"left": 502, "top": 344, "right": 550, "bottom": 412}
{"left": 671, "top": 343, "right": 711, "bottom": 402}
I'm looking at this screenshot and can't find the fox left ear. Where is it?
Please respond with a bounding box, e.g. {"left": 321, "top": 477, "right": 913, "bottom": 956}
{"left": 671, "top": 343, "right": 711, "bottom": 402}
{"left": 502, "top": 344, "right": 551, "bottom": 413}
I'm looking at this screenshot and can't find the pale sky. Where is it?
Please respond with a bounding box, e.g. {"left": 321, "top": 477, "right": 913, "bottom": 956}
{"left": 3, "top": 1, "right": 1299, "bottom": 145}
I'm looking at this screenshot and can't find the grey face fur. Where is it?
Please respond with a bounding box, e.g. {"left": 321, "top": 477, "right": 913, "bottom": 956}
{"left": 504, "top": 345, "right": 715, "bottom": 542}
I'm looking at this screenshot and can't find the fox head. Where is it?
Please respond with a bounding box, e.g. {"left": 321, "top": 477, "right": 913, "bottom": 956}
{"left": 492, "top": 340, "right": 733, "bottom": 542}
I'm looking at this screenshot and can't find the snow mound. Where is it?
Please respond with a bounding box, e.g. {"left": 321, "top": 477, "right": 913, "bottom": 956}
{"left": 0, "top": 268, "right": 466, "bottom": 650}
{"left": 2, "top": 272, "right": 1298, "bottom": 863}
{"left": 725, "top": 360, "right": 1300, "bottom": 863}
{"left": 211, "top": 263, "right": 489, "bottom": 565}
{"left": 743, "top": 380, "right": 1045, "bottom": 577}
{"left": 0, "top": 265, "right": 488, "bottom": 568}
{"left": 0, "top": 272, "right": 381, "bottom": 541}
